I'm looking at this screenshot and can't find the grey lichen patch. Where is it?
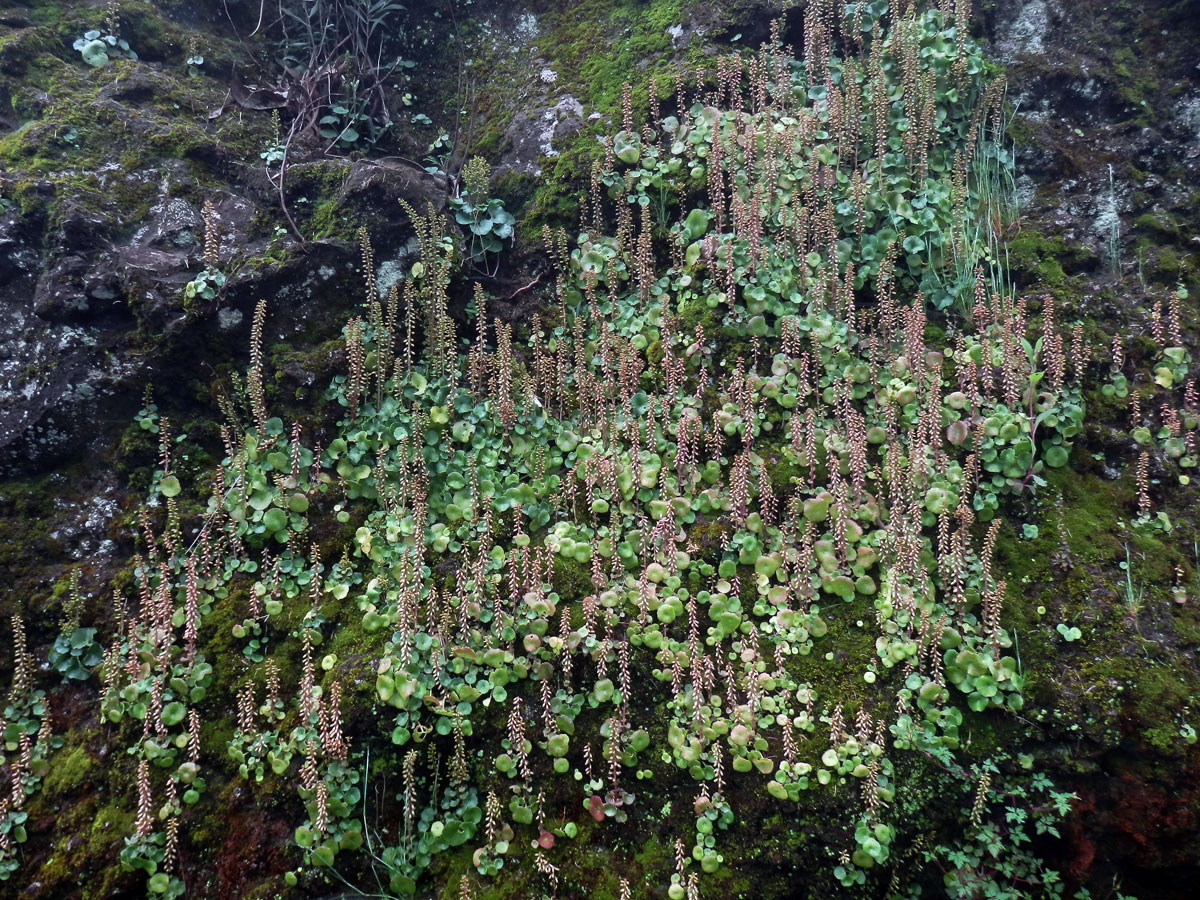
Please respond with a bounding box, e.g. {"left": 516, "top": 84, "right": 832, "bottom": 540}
{"left": 992, "top": 0, "right": 1056, "bottom": 64}
{"left": 500, "top": 94, "right": 586, "bottom": 177}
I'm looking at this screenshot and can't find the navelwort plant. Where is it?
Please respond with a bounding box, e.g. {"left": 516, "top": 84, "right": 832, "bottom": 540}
{"left": 450, "top": 157, "right": 516, "bottom": 277}
{"left": 87, "top": 3, "right": 1099, "bottom": 898}
{"left": 74, "top": 29, "right": 138, "bottom": 67}
{"left": 1, "top": 617, "right": 59, "bottom": 882}
{"left": 48, "top": 571, "right": 103, "bottom": 682}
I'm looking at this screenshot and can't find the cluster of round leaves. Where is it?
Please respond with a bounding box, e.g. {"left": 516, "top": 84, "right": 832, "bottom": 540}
{"left": 365, "top": 780, "right": 481, "bottom": 895}
{"left": 294, "top": 755, "right": 364, "bottom": 871}
{"left": 1135, "top": 340, "right": 1198, "bottom": 481}
{"left": 119, "top": 834, "right": 184, "bottom": 899}
{"left": 48, "top": 627, "right": 104, "bottom": 681}
{"left": 450, "top": 192, "right": 516, "bottom": 271}
{"left": 73, "top": 29, "right": 138, "bottom": 67}
{"left": 182, "top": 269, "right": 226, "bottom": 306}
{"left": 226, "top": 695, "right": 289, "bottom": 782}
{"left": 1, "top": 685, "right": 57, "bottom": 881}
{"left": 601, "top": 10, "right": 1001, "bottom": 315}
{"left": 101, "top": 559, "right": 220, "bottom": 896}
{"left": 177, "top": 4, "right": 1081, "bottom": 897}
{"left": 220, "top": 418, "right": 314, "bottom": 546}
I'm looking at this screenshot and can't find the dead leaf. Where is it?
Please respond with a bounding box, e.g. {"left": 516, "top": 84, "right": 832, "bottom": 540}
{"left": 229, "top": 69, "right": 288, "bottom": 111}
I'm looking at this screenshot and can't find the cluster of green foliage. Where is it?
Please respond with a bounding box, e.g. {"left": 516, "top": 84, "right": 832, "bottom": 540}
{"left": 14, "top": 3, "right": 1176, "bottom": 899}
{"left": 451, "top": 197, "right": 517, "bottom": 276}
{"left": 48, "top": 572, "right": 104, "bottom": 682}
{"left": 273, "top": 0, "right": 416, "bottom": 154}
{"left": 73, "top": 29, "right": 138, "bottom": 67}
{"left": 1, "top": 620, "right": 58, "bottom": 881}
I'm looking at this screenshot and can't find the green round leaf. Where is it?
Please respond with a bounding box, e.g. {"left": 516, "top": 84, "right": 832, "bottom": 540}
{"left": 160, "top": 702, "right": 187, "bottom": 727}
{"left": 148, "top": 873, "right": 171, "bottom": 894}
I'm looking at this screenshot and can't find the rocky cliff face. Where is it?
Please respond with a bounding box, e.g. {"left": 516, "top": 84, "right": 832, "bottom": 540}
{"left": 0, "top": 1, "right": 1198, "bottom": 898}
{"left": 0, "top": 8, "right": 449, "bottom": 479}
{"left": 978, "top": 1, "right": 1200, "bottom": 890}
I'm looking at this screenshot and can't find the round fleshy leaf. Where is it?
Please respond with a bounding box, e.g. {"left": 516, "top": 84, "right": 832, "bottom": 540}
{"left": 80, "top": 39, "right": 109, "bottom": 67}
{"left": 160, "top": 702, "right": 186, "bottom": 727}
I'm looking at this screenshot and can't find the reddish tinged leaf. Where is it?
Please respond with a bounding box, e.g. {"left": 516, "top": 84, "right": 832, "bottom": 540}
{"left": 538, "top": 829, "right": 555, "bottom": 849}
{"left": 588, "top": 795, "right": 605, "bottom": 822}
